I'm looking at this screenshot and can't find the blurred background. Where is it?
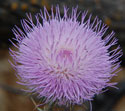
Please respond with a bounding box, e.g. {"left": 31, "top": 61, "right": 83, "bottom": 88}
{"left": 0, "top": 0, "right": 125, "bottom": 111}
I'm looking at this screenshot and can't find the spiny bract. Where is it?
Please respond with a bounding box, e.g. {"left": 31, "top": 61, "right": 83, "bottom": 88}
{"left": 10, "top": 6, "right": 122, "bottom": 105}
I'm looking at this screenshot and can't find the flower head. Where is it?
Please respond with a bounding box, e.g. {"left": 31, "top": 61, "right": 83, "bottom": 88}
{"left": 10, "top": 6, "right": 122, "bottom": 105}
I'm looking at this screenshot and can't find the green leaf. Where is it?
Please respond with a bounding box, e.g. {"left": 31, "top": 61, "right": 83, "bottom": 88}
{"left": 37, "top": 107, "right": 43, "bottom": 111}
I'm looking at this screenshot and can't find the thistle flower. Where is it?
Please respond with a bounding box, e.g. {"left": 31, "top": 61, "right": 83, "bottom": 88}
{"left": 10, "top": 6, "right": 122, "bottom": 106}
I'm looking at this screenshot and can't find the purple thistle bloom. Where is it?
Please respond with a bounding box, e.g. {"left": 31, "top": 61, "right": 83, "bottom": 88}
{"left": 10, "top": 6, "right": 122, "bottom": 105}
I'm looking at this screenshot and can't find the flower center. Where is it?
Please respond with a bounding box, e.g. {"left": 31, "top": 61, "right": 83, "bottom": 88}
{"left": 58, "top": 49, "right": 73, "bottom": 62}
